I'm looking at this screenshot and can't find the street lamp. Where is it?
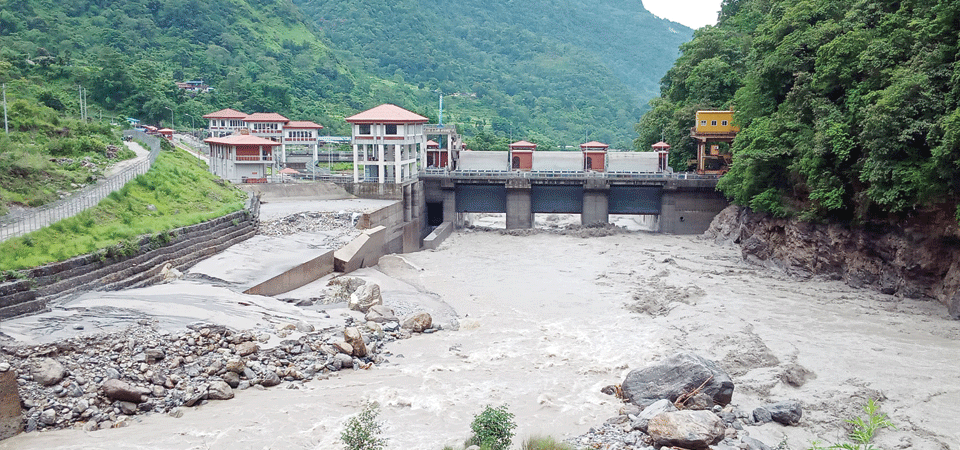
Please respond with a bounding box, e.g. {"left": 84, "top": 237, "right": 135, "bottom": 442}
{"left": 163, "top": 106, "right": 174, "bottom": 130}
{"left": 184, "top": 113, "right": 196, "bottom": 135}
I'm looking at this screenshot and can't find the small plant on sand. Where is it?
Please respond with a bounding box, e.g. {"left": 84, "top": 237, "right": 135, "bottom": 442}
{"left": 521, "top": 435, "right": 577, "bottom": 450}
{"left": 809, "top": 399, "right": 895, "bottom": 450}
{"left": 468, "top": 404, "right": 517, "bottom": 450}
{"left": 340, "top": 402, "right": 386, "bottom": 450}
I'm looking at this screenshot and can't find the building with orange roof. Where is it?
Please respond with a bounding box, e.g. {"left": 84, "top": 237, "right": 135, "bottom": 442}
{"left": 509, "top": 140, "right": 537, "bottom": 170}
{"left": 346, "top": 104, "right": 428, "bottom": 184}
{"left": 204, "top": 134, "right": 281, "bottom": 183}
{"left": 203, "top": 108, "right": 249, "bottom": 137}
{"left": 580, "top": 141, "right": 609, "bottom": 171}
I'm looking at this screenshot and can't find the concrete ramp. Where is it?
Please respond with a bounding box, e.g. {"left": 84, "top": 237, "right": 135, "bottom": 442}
{"left": 242, "top": 250, "right": 335, "bottom": 297}
{"left": 239, "top": 182, "right": 355, "bottom": 201}
{"left": 334, "top": 226, "right": 387, "bottom": 273}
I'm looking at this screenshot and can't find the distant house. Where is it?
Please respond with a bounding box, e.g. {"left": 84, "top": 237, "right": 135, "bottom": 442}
{"left": 204, "top": 134, "right": 281, "bottom": 183}
{"left": 175, "top": 80, "right": 213, "bottom": 93}
{"left": 202, "top": 108, "right": 249, "bottom": 137}
{"left": 346, "top": 104, "right": 428, "bottom": 184}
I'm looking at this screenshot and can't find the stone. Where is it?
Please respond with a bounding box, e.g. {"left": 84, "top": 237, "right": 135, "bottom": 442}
{"left": 261, "top": 371, "right": 281, "bottom": 387}
{"left": 207, "top": 381, "right": 235, "bottom": 400}
{"left": 343, "top": 327, "right": 368, "bottom": 357}
{"left": 631, "top": 399, "right": 678, "bottom": 432}
{"left": 119, "top": 401, "right": 138, "bottom": 415}
{"left": 0, "top": 363, "right": 9, "bottom": 372}
{"left": 224, "top": 360, "right": 245, "bottom": 373}
{"left": 647, "top": 410, "right": 725, "bottom": 449}
{"left": 365, "top": 305, "right": 398, "bottom": 323}
{"left": 296, "top": 321, "right": 315, "bottom": 333}
{"left": 236, "top": 342, "right": 259, "bottom": 357}
{"left": 348, "top": 283, "right": 383, "bottom": 313}
{"left": 780, "top": 363, "right": 815, "bottom": 387}
{"left": 223, "top": 372, "right": 240, "bottom": 388}
{"left": 335, "top": 353, "right": 354, "bottom": 369}
{"left": 333, "top": 341, "right": 354, "bottom": 355}
{"left": 767, "top": 400, "right": 802, "bottom": 426}
{"left": 144, "top": 349, "right": 165, "bottom": 363}
{"left": 621, "top": 352, "right": 734, "bottom": 407}
{"left": 100, "top": 379, "right": 144, "bottom": 403}
{"left": 752, "top": 407, "right": 772, "bottom": 424}
{"left": 33, "top": 358, "right": 67, "bottom": 386}
{"left": 742, "top": 435, "right": 774, "bottom": 450}
{"left": 402, "top": 312, "right": 433, "bottom": 333}
{"left": 948, "top": 290, "right": 960, "bottom": 320}
{"left": 40, "top": 409, "right": 57, "bottom": 426}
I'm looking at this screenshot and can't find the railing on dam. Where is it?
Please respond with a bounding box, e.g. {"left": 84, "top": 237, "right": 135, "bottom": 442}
{"left": 420, "top": 169, "right": 720, "bottom": 181}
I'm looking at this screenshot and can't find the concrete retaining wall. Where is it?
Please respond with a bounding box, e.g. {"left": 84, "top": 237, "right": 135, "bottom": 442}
{"left": 244, "top": 250, "right": 335, "bottom": 297}
{"left": 422, "top": 222, "right": 453, "bottom": 250}
{"left": 0, "top": 197, "right": 260, "bottom": 320}
{"left": 607, "top": 152, "right": 660, "bottom": 172}
{"left": 459, "top": 151, "right": 509, "bottom": 171}
{"left": 336, "top": 182, "right": 403, "bottom": 200}
{"left": 239, "top": 182, "right": 353, "bottom": 200}
{"left": 334, "top": 226, "right": 386, "bottom": 273}
{"left": 532, "top": 152, "right": 582, "bottom": 171}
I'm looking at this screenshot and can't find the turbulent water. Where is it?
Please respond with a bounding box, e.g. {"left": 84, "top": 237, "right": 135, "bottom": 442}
{"left": 2, "top": 205, "right": 959, "bottom": 450}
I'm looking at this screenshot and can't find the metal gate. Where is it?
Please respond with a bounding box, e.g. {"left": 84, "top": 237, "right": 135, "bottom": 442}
{"left": 531, "top": 185, "right": 583, "bottom": 213}
{"left": 455, "top": 184, "right": 507, "bottom": 213}
{"left": 608, "top": 186, "right": 662, "bottom": 214}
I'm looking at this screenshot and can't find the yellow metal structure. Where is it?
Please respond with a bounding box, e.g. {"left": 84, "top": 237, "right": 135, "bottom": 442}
{"left": 691, "top": 110, "right": 738, "bottom": 175}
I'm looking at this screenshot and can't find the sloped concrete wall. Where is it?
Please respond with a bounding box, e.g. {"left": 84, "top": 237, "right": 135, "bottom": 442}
{"left": 334, "top": 226, "right": 386, "bottom": 273}
{"left": 243, "top": 250, "right": 335, "bottom": 297}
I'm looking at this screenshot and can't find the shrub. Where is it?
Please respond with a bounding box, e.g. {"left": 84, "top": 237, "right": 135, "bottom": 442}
{"left": 469, "top": 405, "right": 516, "bottom": 450}
{"left": 340, "top": 402, "right": 386, "bottom": 450}
{"left": 808, "top": 399, "right": 895, "bottom": 450}
{"left": 521, "top": 436, "right": 576, "bottom": 450}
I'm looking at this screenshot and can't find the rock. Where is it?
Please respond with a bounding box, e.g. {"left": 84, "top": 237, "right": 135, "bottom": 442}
{"left": 296, "top": 321, "right": 315, "bottom": 333}
{"left": 144, "top": 349, "right": 165, "bottom": 363}
{"left": 343, "top": 327, "right": 367, "bottom": 357}
{"left": 104, "top": 367, "right": 120, "bottom": 380}
{"left": 119, "top": 401, "right": 138, "bottom": 415}
{"left": 224, "top": 360, "right": 245, "bottom": 373}
{"left": 647, "top": 410, "right": 725, "bottom": 449}
{"left": 632, "top": 399, "right": 678, "bottom": 432}
{"left": 348, "top": 283, "right": 383, "bottom": 313}
{"left": 335, "top": 353, "right": 354, "bottom": 369}
{"left": 365, "top": 305, "right": 398, "bottom": 323}
{"left": 100, "top": 379, "right": 143, "bottom": 403}
{"left": 752, "top": 407, "right": 772, "bottom": 424}
{"left": 40, "top": 409, "right": 57, "bottom": 425}
{"left": 33, "top": 358, "right": 66, "bottom": 386}
{"left": 402, "top": 312, "right": 433, "bottom": 333}
{"left": 261, "top": 371, "right": 281, "bottom": 387}
{"left": 948, "top": 290, "right": 960, "bottom": 320}
{"left": 767, "top": 400, "right": 802, "bottom": 426}
{"left": 236, "top": 342, "right": 258, "bottom": 357}
{"left": 207, "top": 381, "right": 235, "bottom": 400}
{"left": 0, "top": 362, "right": 10, "bottom": 372}
{"left": 780, "top": 363, "right": 815, "bottom": 387}
{"left": 160, "top": 263, "right": 182, "bottom": 281}
{"left": 742, "top": 435, "right": 773, "bottom": 450}
{"left": 333, "top": 341, "right": 354, "bottom": 355}
{"left": 223, "top": 372, "right": 240, "bottom": 388}
{"left": 621, "top": 353, "right": 734, "bottom": 407}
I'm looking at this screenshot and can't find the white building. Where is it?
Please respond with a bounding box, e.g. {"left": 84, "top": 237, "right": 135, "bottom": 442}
{"left": 203, "top": 134, "right": 281, "bottom": 183}
{"left": 345, "top": 104, "right": 428, "bottom": 184}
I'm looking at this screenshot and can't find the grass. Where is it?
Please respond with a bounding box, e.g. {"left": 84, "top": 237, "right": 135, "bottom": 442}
{"left": 808, "top": 399, "right": 895, "bottom": 450}
{"left": 0, "top": 148, "right": 247, "bottom": 271}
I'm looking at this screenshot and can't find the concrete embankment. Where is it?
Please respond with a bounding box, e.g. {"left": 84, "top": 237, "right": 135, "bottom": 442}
{"left": 0, "top": 197, "right": 260, "bottom": 319}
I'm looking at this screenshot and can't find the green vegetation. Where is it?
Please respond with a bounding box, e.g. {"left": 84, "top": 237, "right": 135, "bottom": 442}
{"left": 340, "top": 402, "right": 387, "bottom": 450}
{"left": 636, "top": 0, "right": 960, "bottom": 223}
{"left": 0, "top": 95, "right": 132, "bottom": 215}
{"left": 809, "top": 399, "right": 895, "bottom": 450}
{"left": 0, "top": 148, "right": 247, "bottom": 270}
{"left": 521, "top": 436, "right": 577, "bottom": 450}
{"left": 467, "top": 404, "right": 517, "bottom": 450}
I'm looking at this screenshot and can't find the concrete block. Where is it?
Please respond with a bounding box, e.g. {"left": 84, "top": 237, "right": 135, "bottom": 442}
{"left": 243, "top": 250, "right": 335, "bottom": 297}
{"left": 0, "top": 370, "right": 22, "bottom": 440}
{"left": 402, "top": 220, "right": 421, "bottom": 253}
{"left": 423, "top": 222, "right": 453, "bottom": 250}
{"left": 334, "top": 226, "right": 386, "bottom": 273}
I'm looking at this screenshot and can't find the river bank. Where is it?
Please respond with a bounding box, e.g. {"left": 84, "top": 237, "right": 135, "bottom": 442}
{"left": 1, "top": 216, "right": 958, "bottom": 449}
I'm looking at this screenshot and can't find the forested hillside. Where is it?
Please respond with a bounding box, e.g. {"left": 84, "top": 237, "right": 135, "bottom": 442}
{"left": 294, "top": 0, "right": 691, "bottom": 148}
{"left": 637, "top": 0, "right": 960, "bottom": 223}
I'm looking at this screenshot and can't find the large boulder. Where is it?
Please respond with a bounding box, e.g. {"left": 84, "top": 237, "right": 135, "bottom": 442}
{"left": 32, "top": 358, "right": 66, "bottom": 386}
{"left": 100, "top": 379, "right": 144, "bottom": 403}
{"left": 402, "top": 312, "right": 432, "bottom": 332}
{"left": 767, "top": 400, "right": 802, "bottom": 426}
{"left": 207, "top": 381, "right": 235, "bottom": 400}
{"left": 348, "top": 283, "right": 382, "bottom": 313}
{"left": 631, "top": 399, "right": 678, "bottom": 432}
{"left": 621, "top": 353, "right": 734, "bottom": 407}
{"left": 365, "top": 305, "right": 398, "bottom": 323}
{"left": 343, "top": 327, "right": 368, "bottom": 357}
{"left": 647, "top": 410, "right": 725, "bottom": 449}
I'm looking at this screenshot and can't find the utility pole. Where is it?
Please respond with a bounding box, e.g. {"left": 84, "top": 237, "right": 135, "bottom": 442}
{"left": 3, "top": 83, "right": 8, "bottom": 135}
{"left": 82, "top": 87, "right": 87, "bottom": 121}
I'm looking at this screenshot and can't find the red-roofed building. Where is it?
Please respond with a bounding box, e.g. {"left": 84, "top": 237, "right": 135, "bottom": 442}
{"left": 509, "top": 141, "right": 537, "bottom": 171}
{"left": 203, "top": 108, "right": 249, "bottom": 137}
{"left": 204, "top": 134, "right": 281, "bottom": 183}
{"left": 652, "top": 141, "right": 672, "bottom": 172}
{"left": 158, "top": 128, "right": 174, "bottom": 141}
{"left": 425, "top": 140, "right": 450, "bottom": 168}
{"left": 346, "top": 104, "right": 428, "bottom": 184}
{"left": 283, "top": 120, "right": 324, "bottom": 170}
{"left": 580, "top": 141, "right": 608, "bottom": 171}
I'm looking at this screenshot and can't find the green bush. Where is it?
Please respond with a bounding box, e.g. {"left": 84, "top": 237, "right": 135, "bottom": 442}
{"left": 469, "top": 405, "right": 516, "bottom": 450}
{"left": 809, "top": 399, "right": 895, "bottom": 450}
{"left": 340, "top": 402, "right": 387, "bottom": 450}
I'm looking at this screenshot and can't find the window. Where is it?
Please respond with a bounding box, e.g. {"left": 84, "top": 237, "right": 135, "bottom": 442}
{"left": 711, "top": 120, "right": 717, "bottom": 126}
{"left": 722, "top": 120, "right": 728, "bottom": 126}
{"left": 512, "top": 156, "right": 520, "bottom": 169}
{"left": 385, "top": 124, "right": 398, "bottom": 135}
{"left": 700, "top": 120, "right": 707, "bottom": 126}
{"left": 358, "top": 124, "right": 371, "bottom": 135}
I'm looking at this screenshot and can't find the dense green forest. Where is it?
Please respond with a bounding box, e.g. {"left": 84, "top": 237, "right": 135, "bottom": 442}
{"left": 637, "top": 0, "right": 960, "bottom": 223}
{"left": 293, "top": 0, "right": 691, "bottom": 148}
{"left": 0, "top": 0, "right": 690, "bottom": 151}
